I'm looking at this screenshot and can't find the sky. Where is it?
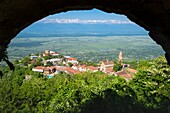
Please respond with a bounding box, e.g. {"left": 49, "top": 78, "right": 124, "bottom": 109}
{"left": 18, "top": 8, "right": 147, "bottom": 37}
{"left": 38, "top": 9, "right": 133, "bottom": 24}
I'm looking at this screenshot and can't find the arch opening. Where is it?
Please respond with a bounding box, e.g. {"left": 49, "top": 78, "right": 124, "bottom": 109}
{"left": 7, "top": 9, "right": 164, "bottom": 64}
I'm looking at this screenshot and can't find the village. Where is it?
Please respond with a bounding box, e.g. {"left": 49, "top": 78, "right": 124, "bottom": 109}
{"left": 29, "top": 50, "right": 137, "bottom": 80}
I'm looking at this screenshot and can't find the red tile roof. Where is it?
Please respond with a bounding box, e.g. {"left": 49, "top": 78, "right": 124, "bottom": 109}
{"left": 87, "top": 66, "right": 98, "bottom": 70}
{"left": 44, "top": 68, "right": 50, "bottom": 71}
{"left": 67, "top": 58, "right": 77, "bottom": 61}
{"left": 80, "top": 64, "right": 86, "bottom": 68}
{"left": 116, "top": 70, "right": 133, "bottom": 80}
{"left": 33, "top": 66, "right": 46, "bottom": 70}
{"left": 48, "top": 66, "right": 56, "bottom": 70}
{"left": 65, "top": 67, "right": 80, "bottom": 75}
{"left": 116, "top": 70, "right": 127, "bottom": 76}
{"left": 30, "top": 60, "right": 36, "bottom": 63}
{"left": 127, "top": 68, "right": 137, "bottom": 73}
{"left": 51, "top": 52, "right": 57, "bottom": 54}
{"left": 105, "top": 67, "right": 113, "bottom": 72}
{"left": 56, "top": 66, "right": 64, "bottom": 71}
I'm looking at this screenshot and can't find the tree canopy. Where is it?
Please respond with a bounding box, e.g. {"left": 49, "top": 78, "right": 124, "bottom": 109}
{"left": 0, "top": 56, "right": 169, "bottom": 113}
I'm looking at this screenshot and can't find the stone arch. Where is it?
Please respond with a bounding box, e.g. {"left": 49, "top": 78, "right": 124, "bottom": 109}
{"left": 0, "top": 0, "right": 170, "bottom": 64}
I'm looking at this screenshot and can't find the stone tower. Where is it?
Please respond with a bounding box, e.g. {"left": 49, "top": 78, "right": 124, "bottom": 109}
{"left": 45, "top": 50, "right": 50, "bottom": 55}
{"left": 118, "top": 51, "right": 123, "bottom": 63}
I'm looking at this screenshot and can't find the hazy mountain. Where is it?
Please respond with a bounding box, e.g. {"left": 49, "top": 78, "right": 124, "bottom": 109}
{"left": 17, "top": 23, "right": 148, "bottom": 38}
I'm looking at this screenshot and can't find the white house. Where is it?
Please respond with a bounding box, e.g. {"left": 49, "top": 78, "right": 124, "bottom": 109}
{"left": 67, "top": 58, "right": 78, "bottom": 64}
{"left": 50, "top": 51, "right": 60, "bottom": 56}
{"left": 72, "top": 65, "right": 79, "bottom": 70}
{"left": 100, "top": 60, "right": 114, "bottom": 72}
{"left": 32, "top": 66, "right": 46, "bottom": 73}
{"left": 86, "top": 66, "right": 99, "bottom": 72}
{"left": 46, "top": 58, "right": 62, "bottom": 63}
{"left": 78, "top": 65, "right": 87, "bottom": 72}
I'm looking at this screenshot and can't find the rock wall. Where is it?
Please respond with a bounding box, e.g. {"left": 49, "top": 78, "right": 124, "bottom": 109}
{"left": 0, "top": 0, "right": 170, "bottom": 64}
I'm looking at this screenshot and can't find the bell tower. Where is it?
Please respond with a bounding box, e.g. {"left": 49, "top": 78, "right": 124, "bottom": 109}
{"left": 118, "top": 51, "right": 122, "bottom": 63}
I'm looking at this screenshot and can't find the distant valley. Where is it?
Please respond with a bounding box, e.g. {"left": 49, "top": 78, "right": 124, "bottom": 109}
{"left": 8, "top": 36, "right": 164, "bottom": 62}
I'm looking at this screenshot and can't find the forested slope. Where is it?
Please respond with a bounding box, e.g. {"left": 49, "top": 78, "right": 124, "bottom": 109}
{"left": 0, "top": 56, "right": 169, "bottom": 113}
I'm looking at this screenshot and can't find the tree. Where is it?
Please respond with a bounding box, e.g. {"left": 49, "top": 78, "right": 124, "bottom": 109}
{"left": 46, "top": 62, "right": 53, "bottom": 66}
{"left": 21, "top": 56, "right": 30, "bottom": 66}
{"left": 14, "top": 59, "right": 19, "bottom": 64}
{"left": 43, "top": 56, "right": 51, "bottom": 60}
{"left": 113, "top": 61, "right": 122, "bottom": 72}
{"left": 35, "top": 58, "right": 43, "bottom": 66}
{"left": 68, "top": 62, "right": 73, "bottom": 67}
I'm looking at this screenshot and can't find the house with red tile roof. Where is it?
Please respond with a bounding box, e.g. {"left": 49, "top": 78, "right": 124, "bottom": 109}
{"left": 46, "top": 58, "right": 62, "bottom": 63}
{"left": 64, "top": 67, "right": 81, "bottom": 75}
{"left": 67, "top": 57, "right": 78, "bottom": 64}
{"left": 86, "top": 66, "right": 99, "bottom": 72}
{"left": 55, "top": 66, "right": 65, "bottom": 72}
{"left": 72, "top": 64, "right": 79, "bottom": 70}
{"left": 78, "top": 64, "right": 87, "bottom": 72}
{"left": 48, "top": 66, "right": 56, "bottom": 73}
{"left": 44, "top": 68, "right": 51, "bottom": 74}
{"left": 100, "top": 60, "right": 114, "bottom": 72}
{"left": 104, "top": 67, "right": 115, "bottom": 75}
{"left": 30, "top": 60, "right": 36, "bottom": 64}
{"left": 32, "top": 66, "right": 57, "bottom": 74}
{"left": 126, "top": 68, "right": 137, "bottom": 74}
{"left": 115, "top": 70, "right": 135, "bottom": 80}
{"left": 32, "top": 66, "right": 46, "bottom": 73}
{"left": 50, "top": 51, "right": 59, "bottom": 56}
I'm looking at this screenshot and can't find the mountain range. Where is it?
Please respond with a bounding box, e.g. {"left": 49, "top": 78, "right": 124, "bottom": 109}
{"left": 17, "top": 23, "right": 148, "bottom": 38}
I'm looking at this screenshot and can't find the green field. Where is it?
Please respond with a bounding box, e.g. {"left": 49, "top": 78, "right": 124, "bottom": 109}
{"left": 8, "top": 36, "right": 164, "bottom": 62}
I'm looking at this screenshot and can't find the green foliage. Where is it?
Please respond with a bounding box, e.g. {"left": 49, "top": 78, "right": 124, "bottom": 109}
{"left": 35, "top": 58, "right": 43, "bottom": 66}
{"left": 123, "top": 60, "right": 139, "bottom": 69}
{"left": 0, "top": 56, "right": 169, "bottom": 113}
{"left": 43, "top": 55, "right": 60, "bottom": 61}
{"left": 86, "top": 62, "right": 98, "bottom": 66}
{"left": 43, "top": 56, "right": 51, "bottom": 60}
{"left": 113, "top": 61, "right": 122, "bottom": 72}
{"left": 129, "top": 56, "right": 170, "bottom": 112}
{"left": 68, "top": 62, "right": 73, "bottom": 67}
{"left": 46, "top": 61, "right": 53, "bottom": 67}
{"left": 14, "top": 59, "right": 19, "bottom": 64}
{"left": 78, "top": 61, "right": 98, "bottom": 66}
{"left": 21, "top": 56, "right": 30, "bottom": 66}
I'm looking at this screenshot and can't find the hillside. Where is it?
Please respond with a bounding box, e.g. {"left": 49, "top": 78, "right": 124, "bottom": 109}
{"left": 0, "top": 56, "right": 170, "bottom": 113}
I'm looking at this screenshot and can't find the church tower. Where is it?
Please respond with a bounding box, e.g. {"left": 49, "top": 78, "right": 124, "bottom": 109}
{"left": 118, "top": 51, "right": 123, "bottom": 63}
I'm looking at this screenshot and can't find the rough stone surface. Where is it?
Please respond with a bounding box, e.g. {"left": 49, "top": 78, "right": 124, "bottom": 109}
{"left": 0, "top": 0, "right": 170, "bottom": 64}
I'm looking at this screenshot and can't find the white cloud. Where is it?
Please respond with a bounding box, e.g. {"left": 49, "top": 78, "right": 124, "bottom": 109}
{"left": 39, "top": 18, "right": 134, "bottom": 24}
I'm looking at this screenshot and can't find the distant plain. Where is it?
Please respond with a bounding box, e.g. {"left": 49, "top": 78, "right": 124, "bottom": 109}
{"left": 8, "top": 36, "right": 164, "bottom": 62}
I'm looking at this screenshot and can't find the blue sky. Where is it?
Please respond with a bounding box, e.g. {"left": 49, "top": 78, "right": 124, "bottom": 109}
{"left": 18, "top": 8, "right": 148, "bottom": 36}
{"left": 45, "top": 9, "right": 128, "bottom": 20}
{"left": 38, "top": 9, "right": 132, "bottom": 24}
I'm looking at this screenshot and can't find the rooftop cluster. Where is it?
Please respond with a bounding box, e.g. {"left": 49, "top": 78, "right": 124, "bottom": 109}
{"left": 24, "top": 50, "right": 137, "bottom": 80}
